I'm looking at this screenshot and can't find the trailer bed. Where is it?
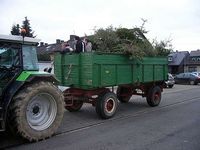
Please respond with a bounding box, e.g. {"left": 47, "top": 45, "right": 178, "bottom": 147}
{"left": 54, "top": 53, "right": 168, "bottom": 89}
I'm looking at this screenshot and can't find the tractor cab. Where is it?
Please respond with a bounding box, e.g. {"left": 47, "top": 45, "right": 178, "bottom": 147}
{"left": 0, "top": 34, "right": 40, "bottom": 97}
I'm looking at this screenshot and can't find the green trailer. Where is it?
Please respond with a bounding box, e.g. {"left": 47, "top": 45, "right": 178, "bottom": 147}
{"left": 54, "top": 52, "right": 168, "bottom": 119}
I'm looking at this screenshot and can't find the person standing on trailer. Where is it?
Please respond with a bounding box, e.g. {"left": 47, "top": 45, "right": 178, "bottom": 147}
{"left": 84, "top": 38, "right": 92, "bottom": 52}
{"left": 74, "top": 36, "right": 85, "bottom": 53}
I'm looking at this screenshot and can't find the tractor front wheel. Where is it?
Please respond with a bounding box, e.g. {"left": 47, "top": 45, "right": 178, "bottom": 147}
{"left": 8, "top": 81, "right": 64, "bottom": 142}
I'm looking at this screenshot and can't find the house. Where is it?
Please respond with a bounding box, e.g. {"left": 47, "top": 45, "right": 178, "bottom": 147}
{"left": 184, "top": 49, "right": 200, "bottom": 72}
{"left": 168, "top": 51, "right": 189, "bottom": 74}
{"left": 36, "top": 39, "right": 65, "bottom": 72}
{"left": 37, "top": 39, "right": 64, "bottom": 55}
{"left": 36, "top": 35, "right": 80, "bottom": 72}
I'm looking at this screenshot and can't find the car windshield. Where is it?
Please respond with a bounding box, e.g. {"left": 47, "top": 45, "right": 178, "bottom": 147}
{"left": 22, "top": 45, "right": 39, "bottom": 70}
{"left": 192, "top": 72, "right": 200, "bottom": 76}
{"left": 0, "top": 42, "right": 20, "bottom": 69}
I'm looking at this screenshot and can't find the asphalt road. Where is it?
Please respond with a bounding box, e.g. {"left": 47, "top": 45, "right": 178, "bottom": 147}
{"left": 1, "top": 84, "right": 200, "bottom": 150}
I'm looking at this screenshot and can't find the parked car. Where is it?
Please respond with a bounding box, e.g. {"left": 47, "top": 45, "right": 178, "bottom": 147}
{"left": 174, "top": 72, "right": 200, "bottom": 85}
{"left": 164, "top": 73, "right": 175, "bottom": 88}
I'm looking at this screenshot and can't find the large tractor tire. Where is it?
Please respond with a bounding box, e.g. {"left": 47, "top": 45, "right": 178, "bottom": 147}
{"left": 8, "top": 81, "right": 64, "bottom": 142}
{"left": 96, "top": 91, "right": 118, "bottom": 119}
{"left": 146, "top": 86, "right": 161, "bottom": 107}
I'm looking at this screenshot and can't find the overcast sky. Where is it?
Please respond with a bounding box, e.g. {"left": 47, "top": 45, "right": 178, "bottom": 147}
{"left": 0, "top": 0, "right": 200, "bottom": 51}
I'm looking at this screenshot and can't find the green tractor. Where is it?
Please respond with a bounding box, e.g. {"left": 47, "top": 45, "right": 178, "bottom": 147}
{"left": 0, "top": 34, "right": 64, "bottom": 141}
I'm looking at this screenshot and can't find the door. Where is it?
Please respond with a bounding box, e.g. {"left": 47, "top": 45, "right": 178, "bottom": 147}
{"left": 0, "top": 42, "right": 21, "bottom": 96}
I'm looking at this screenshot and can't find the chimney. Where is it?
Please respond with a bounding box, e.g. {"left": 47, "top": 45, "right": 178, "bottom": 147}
{"left": 70, "top": 35, "right": 76, "bottom": 40}
{"left": 40, "top": 42, "right": 44, "bottom": 46}
{"left": 56, "top": 39, "right": 61, "bottom": 44}
{"left": 45, "top": 43, "right": 48, "bottom": 46}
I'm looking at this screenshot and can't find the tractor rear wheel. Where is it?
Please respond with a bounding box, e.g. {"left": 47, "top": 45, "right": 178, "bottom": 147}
{"left": 8, "top": 81, "right": 64, "bottom": 142}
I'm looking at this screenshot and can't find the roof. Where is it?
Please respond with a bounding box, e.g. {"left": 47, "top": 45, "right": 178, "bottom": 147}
{"left": 190, "top": 50, "right": 200, "bottom": 57}
{"left": 168, "top": 51, "right": 189, "bottom": 66}
{"left": 0, "top": 34, "right": 40, "bottom": 44}
{"left": 185, "top": 50, "right": 200, "bottom": 65}
{"left": 37, "top": 43, "right": 63, "bottom": 55}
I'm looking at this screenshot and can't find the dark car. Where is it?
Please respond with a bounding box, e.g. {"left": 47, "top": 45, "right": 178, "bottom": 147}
{"left": 174, "top": 72, "right": 200, "bottom": 85}
{"left": 164, "top": 73, "right": 175, "bottom": 88}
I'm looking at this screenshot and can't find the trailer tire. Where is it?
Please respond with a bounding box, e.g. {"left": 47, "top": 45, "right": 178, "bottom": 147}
{"left": 146, "top": 86, "right": 161, "bottom": 107}
{"left": 65, "top": 100, "right": 83, "bottom": 112}
{"left": 116, "top": 86, "right": 132, "bottom": 103}
{"left": 96, "top": 91, "right": 118, "bottom": 119}
{"left": 8, "top": 81, "right": 64, "bottom": 142}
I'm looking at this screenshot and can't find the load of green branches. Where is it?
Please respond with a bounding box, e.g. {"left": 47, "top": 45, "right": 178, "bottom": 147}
{"left": 88, "top": 23, "right": 173, "bottom": 59}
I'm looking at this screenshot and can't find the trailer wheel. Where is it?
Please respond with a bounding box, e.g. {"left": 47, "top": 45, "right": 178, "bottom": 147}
{"left": 116, "top": 86, "right": 132, "bottom": 103}
{"left": 96, "top": 91, "right": 118, "bottom": 119}
{"left": 8, "top": 81, "right": 64, "bottom": 142}
{"left": 65, "top": 100, "right": 83, "bottom": 112}
{"left": 146, "top": 86, "right": 161, "bottom": 107}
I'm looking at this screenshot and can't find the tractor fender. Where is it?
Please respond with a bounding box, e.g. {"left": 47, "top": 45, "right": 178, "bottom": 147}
{"left": 25, "top": 74, "right": 59, "bottom": 84}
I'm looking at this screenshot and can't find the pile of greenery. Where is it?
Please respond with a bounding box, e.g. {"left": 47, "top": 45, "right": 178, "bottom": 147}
{"left": 89, "top": 24, "right": 173, "bottom": 59}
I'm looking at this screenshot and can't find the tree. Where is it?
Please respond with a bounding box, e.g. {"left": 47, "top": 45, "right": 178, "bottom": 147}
{"left": 10, "top": 17, "right": 36, "bottom": 38}
{"left": 11, "top": 24, "right": 20, "bottom": 35}
{"left": 154, "top": 40, "right": 173, "bottom": 56}
{"left": 21, "top": 17, "right": 35, "bottom": 37}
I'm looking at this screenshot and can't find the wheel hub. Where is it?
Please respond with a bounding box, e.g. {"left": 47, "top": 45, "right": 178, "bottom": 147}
{"left": 105, "top": 98, "right": 115, "bottom": 113}
{"left": 26, "top": 93, "right": 57, "bottom": 131}
{"left": 154, "top": 93, "right": 160, "bottom": 102}
{"left": 32, "top": 105, "right": 40, "bottom": 115}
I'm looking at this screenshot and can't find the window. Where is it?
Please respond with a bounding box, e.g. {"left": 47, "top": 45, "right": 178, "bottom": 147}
{"left": 168, "top": 56, "right": 173, "bottom": 61}
{"left": 0, "top": 42, "right": 20, "bottom": 68}
{"left": 188, "top": 66, "right": 197, "bottom": 72}
{"left": 22, "top": 45, "right": 39, "bottom": 70}
{"left": 191, "top": 57, "right": 196, "bottom": 61}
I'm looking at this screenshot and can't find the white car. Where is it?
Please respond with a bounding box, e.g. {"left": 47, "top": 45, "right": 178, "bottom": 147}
{"left": 164, "top": 73, "right": 175, "bottom": 88}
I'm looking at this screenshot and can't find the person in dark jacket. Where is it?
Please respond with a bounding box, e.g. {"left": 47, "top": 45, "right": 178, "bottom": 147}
{"left": 74, "top": 36, "right": 85, "bottom": 53}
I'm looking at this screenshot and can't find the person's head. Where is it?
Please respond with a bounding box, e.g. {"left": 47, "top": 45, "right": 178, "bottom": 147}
{"left": 84, "top": 38, "right": 88, "bottom": 43}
